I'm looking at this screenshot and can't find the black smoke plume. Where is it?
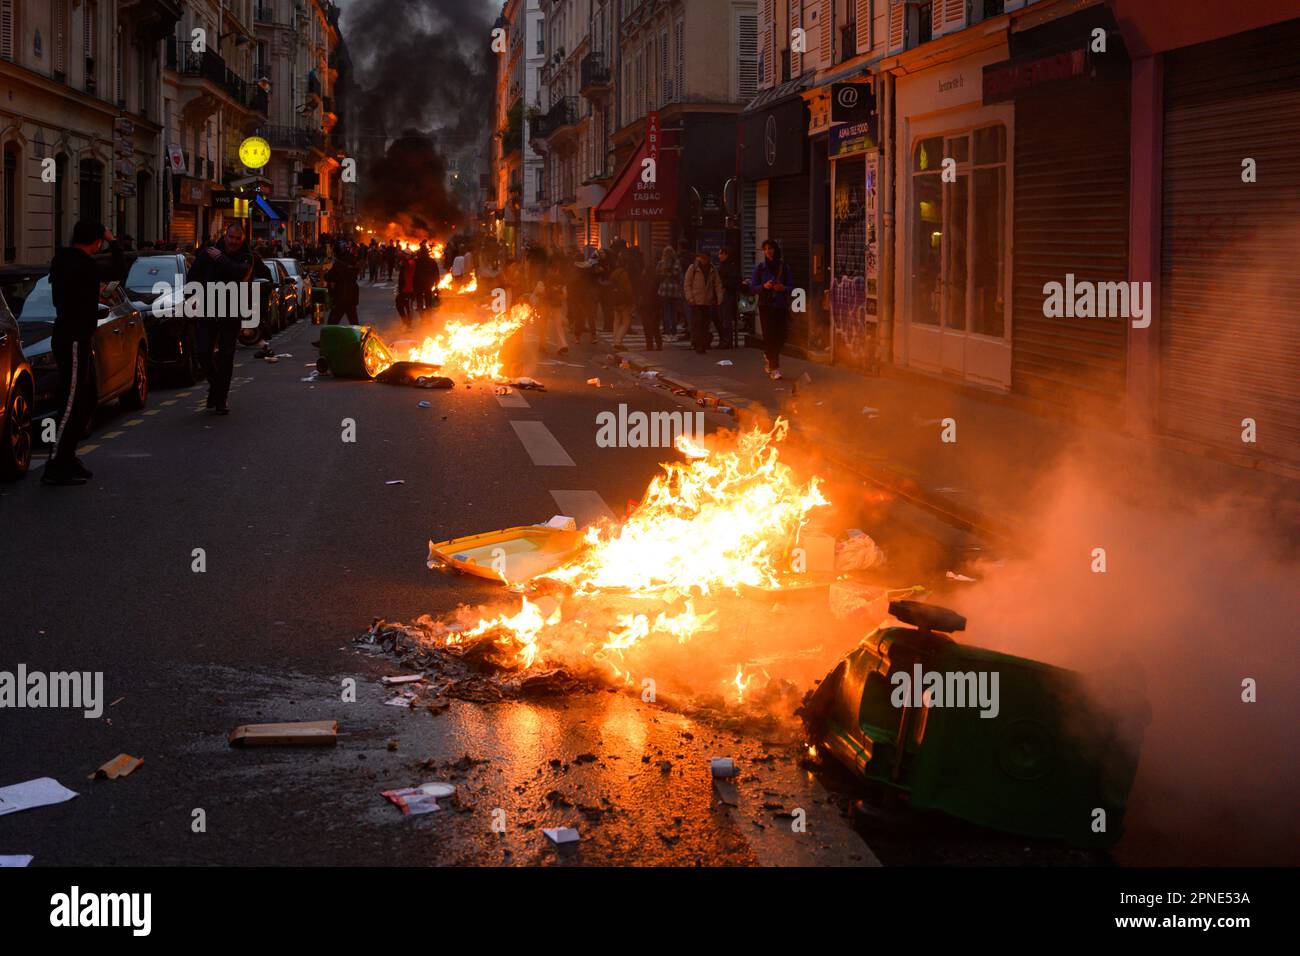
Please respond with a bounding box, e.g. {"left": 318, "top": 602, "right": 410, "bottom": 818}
{"left": 338, "top": 0, "right": 497, "bottom": 230}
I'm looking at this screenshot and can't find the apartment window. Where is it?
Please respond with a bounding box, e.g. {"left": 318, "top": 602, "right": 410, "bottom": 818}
{"left": 84, "top": 0, "right": 99, "bottom": 95}
{"left": 0, "top": 0, "right": 14, "bottom": 62}
{"left": 659, "top": 28, "right": 670, "bottom": 104}
{"left": 736, "top": 10, "right": 758, "bottom": 102}
{"left": 54, "top": 0, "right": 69, "bottom": 78}
{"left": 3, "top": 145, "right": 17, "bottom": 262}
{"left": 674, "top": 18, "right": 685, "bottom": 103}
{"left": 79, "top": 157, "right": 104, "bottom": 226}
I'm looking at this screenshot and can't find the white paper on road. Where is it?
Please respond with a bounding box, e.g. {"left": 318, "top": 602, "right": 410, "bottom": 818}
{"left": 543, "top": 827, "right": 581, "bottom": 844}
{"left": 494, "top": 389, "right": 529, "bottom": 409}
{"left": 0, "top": 855, "right": 33, "bottom": 867}
{"left": 511, "top": 421, "right": 576, "bottom": 466}
{"left": 549, "top": 491, "right": 614, "bottom": 526}
{"left": 0, "top": 777, "right": 79, "bottom": 817}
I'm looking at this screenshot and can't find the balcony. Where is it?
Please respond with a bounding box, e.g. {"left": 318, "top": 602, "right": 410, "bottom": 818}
{"left": 579, "top": 52, "right": 611, "bottom": 98}
{"left": 166, "top": 39, "right": 263, "bottom": 114}
{"left": 535, "top": 96, "right": 578, "bottom": 139}
{"left": 263, "top": 125, "right": 326, "bottom": 153}
{"left": 254, "top": 3, "right": 277, "bottom": 23}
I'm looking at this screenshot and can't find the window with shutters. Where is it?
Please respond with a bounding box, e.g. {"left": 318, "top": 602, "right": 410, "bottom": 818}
{"left": 736, "top": 11, "right": 758, "bottom": 103}
{"left": 816, "top": 0, "right": 832, "bottom": 71}
{"left": 0, "top": 0, "right": 14, "bottom": 63}
{"left": 84, "top": 0, "right": 99, "bottom": 95}
{"left": 115, "top": 25, "right": 124, "bottom": 106}
{"left": 855, "top": 0, "right": 872, "bottom": 55}
{"left": 54, "top": 0, "right": 69, "bottom": 78}
{"left": 790, "top": 0, "right": 802, "bottom": 77}
{"left": 673, "top": 17, "right": 684, "bottom": 103}
{"left": 660, "top": 28, "right": 670, "bottom": 105}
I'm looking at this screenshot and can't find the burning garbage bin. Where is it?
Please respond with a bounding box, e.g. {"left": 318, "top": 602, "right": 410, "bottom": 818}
{"left": 802, "top": 600, "right": 1148, "bottom": 847}
{"left": 315, "top": 324, "right": 394, "bottom": 378}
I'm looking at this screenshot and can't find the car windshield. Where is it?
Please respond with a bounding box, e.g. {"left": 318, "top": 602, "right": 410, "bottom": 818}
{"left": 279, "top": 260, "right": 298, "bottom": 276}
{"left": 14, "top": 277, "right": 55, "bottom": 323}
{"left": 127, "top": 257, "right": 182, "bottom": 291}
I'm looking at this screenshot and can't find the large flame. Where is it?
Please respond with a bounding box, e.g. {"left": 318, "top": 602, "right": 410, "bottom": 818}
{"left": 433, "top": 420, "right": 828, "bottom": 676}
{"left": 407, "top": 303, "right": 531, "bottom": 380}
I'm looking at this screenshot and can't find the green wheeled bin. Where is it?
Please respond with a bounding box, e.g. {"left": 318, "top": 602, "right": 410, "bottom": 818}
{"left": 315, "top": 325, "right": 394, "bottom": 378}
{"left": 803, "top": 600, "right": 1149, "bottom": 847}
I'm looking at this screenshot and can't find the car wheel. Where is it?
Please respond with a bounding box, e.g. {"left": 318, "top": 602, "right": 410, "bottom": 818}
{"left": 120, "top": 347, "right": 149, "bottom": 410}
{"left": 238, "top": 319, "right": 261, "bottom": 347}
{"left": 0, "top": 379, "right": 33, "bottom": 479}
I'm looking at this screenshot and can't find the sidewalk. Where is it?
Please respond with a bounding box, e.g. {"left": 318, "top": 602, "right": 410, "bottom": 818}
{"left": 593, "top": 331, "right": 1298, "bottom": 545}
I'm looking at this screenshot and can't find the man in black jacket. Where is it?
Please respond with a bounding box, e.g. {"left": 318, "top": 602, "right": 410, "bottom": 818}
{"left": 188, "top": 222, "right": 255, "bottom": 415}
{"left": 45, "top": 221, "right": 128, "bottom": 486}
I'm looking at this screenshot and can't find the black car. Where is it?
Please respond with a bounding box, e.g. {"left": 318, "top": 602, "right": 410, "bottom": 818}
{"left": 241, "top": 258, "right": 288, "bottom": 346}
{"left": 0, "top": 287, "right": 34, "bottom": 478}
{"left": 125, "top": 253, "right": 201, "bottom": 385}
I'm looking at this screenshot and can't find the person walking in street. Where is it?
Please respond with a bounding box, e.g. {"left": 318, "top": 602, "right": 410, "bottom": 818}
{"left": 609, "top": 253, "right": 635, "bottom": 350}
{"left": 683, "top": 249, "right": 723, "bottom": 355}
{"left": 383, "top": 241, "right": 397, "bottom": 281}
{"left": 395, "top": 251, "right": 416, "bottom": 327}
{"left": 750, "top": 238, "right": 794, "bottom": 379}
{"left": 656, "top": 246, "right": 681, "bottom": 339}
{"left": 639, "top": 249, "right": 663, "bottom": 351}
{"left": 43, "top": 221, "right": 128, "bottom": 485}
{"left": 716, "top": 246, "right": 740, "bottom": 349}
{"left": 188, "top": 222, "right": 255, "bottom": 415}
{"left": 567, "top": 256, "right": 595, "bottom": 344}
{"left": 413, "top": 243, "right": 440, "bottom": 311}
{"left": 324, "top": 246, "right": 361, "bottom": 326}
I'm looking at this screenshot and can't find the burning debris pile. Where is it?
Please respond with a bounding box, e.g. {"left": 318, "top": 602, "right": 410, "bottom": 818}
{"left": 365, "top": 420, "right": 874, "bottom": 729}
{"left": 404, "top": 304, "right": 529, "bottom": 381}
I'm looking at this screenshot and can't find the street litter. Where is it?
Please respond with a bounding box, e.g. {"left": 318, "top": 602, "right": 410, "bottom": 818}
{"left": 427, "top": 521, "right": 584, "bottom": 583}
{"left": 0, "top": 777, "right": 79, "bottom": 816}
{"left": 0, "top": 855, "right": 33, "bottom": 867}
{"left": 712, "top": 779, "right": 739, "bottom": 806}
{"left": 836, "top": 529, "right": 886, "bottom": 571}
{"left": 381, "top": 782, "right": 456, "bottom": 815}
{"left": 227, "top": 720, "right": 338, "bottom": 747}
{"left": 862, "top": 406, "right": 879, "bottom": 416}
{"left": 300, "top": 371, "right": 319, "bottom": 382}
{"left": 716, "top": 360, "right": 734, "bottom": 366}
{"left": 638, "top": 370, "right": 660, "bottom": 380}
{"left": 511, "top": 377, "right": 546, "bottom": 390}
{"left": 414, "top": 376, "right": 455, "bottom": 388}
{"left": 382, "top": 674, "right": 424, "bottom": 686}
{"left": 276, "top": 353, "right": 292, "bottom": 359}
{"left": 263, "top": 356, "right": 279, "bottom": 364}
{"left": 710, "top": 757, "right": 738, "bottom": 778}
{"left": 386, "top": 480, "right": 405, "bottom": 486}
{"left": 586, "top": 377, "right": 601, "bottom": 387}
{"left": 946, "top": 571, "right": 978, "bottom": 582}
{"left": 417, "top": 400, "right": 431, "bottom": 408}
{"left": 800, "top": 599, "right": 1149, "bottom": 847}
{"left": 543, "top": 515, "right": 577, "bottom": 531}
{"left": 385, "top": 691, "right": 418, "bottom": 707}
{"left": 493, "top": 385, "right": 511, "bottom": 395}
{"left": 89, "top": 754, "right": 144, "bottom": 780}
{"left": 543, "top": 826, "right": 581, "bottom": 844}
{"left": 376, "top": 360, "right": 446, "bottom": 387}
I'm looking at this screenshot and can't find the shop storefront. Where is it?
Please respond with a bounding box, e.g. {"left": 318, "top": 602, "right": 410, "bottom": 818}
{"left": 894, "top": 44, "right": 1013, "bottom": 391}
{"left": 987, "top": 7, "right": 1131, "bottom": 416}
{"left": 828, "top": 83, "right": 880, "bottom": 371}
{"left": 596, "top": 111, "right": 679, "bottom": 249}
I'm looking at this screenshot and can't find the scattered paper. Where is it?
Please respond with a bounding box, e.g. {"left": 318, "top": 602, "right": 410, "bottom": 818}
{"left": 946, "top": 571, "right": 978, "bottom": 583}
{"left": 381, "top": 675, "right": 424, "bottom": 686}
{"left": 385, "top": 480, "right": 405, "bottom": 486}
{"left": 382, "top": 782, "right": 456, "bottom": 816}
{"left": 716, "top": 360, "right": 734, "bottom": 366}
{"left": 0, "top": 777, "right": 79, "bottom": 817}
{"left": 862, "top": 406, "right": 879, "bottom": 416}
{"left": 417, "top": 401, "right": 431, "bottom": 408}
{"left": 543, "top": 827, "right": 581, "bottom": 844}
{"left": 544, "top": 515, "right": 577, "bottom": 531}
{"left": 0, "top": 855, "right": 33, "bottom": 867}
{"left": 89, "top": 754, "right": 144, "bottom": 781}
{"left": 586, "top": 377, "right": 601, "bottom": 387}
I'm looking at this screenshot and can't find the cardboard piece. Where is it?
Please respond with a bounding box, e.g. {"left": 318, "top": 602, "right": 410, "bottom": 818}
{"left": 89, "top": 754, "right": 144, "bottom": 780}
{"left": 227, "top": 720, "right": 338, "bottom": 747}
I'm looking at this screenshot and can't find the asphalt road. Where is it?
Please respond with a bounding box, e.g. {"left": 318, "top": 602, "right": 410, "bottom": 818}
{"left": 3, "top": 281, "right": 989, "bottom": 866}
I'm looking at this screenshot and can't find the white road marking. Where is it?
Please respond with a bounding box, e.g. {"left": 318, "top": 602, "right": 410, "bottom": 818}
{"left": 510, "top": 421, "right": 575, "bottom": 466}
{"left": 494, "top": 390, "right": 529, "bottom": 408}
{"left": 549, "top": 490, "right": 615, "bottom": 526}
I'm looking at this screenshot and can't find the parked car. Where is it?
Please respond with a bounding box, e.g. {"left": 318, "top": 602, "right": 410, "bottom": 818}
{"left": 265, "top": 258, "right": 300, "bottom": 326}
{"left": 270, "top": 258, "right": 311, "bottom": 315}
{"left": 16, "top": 275, "right": 149, "bottom": 417}
{"left": 0, "top": 287, "right": 34, "bottom": 479}
{"left": 125, "top": 253, "right": 200, "bottom": 385}
{"left": 241, "top": 259, "right": 288, "bottom": 346}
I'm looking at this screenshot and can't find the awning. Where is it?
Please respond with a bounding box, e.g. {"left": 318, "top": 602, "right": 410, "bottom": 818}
{"left": 254, "top": 195, "right": 280, "bottom": 220}
{"left": 595, "top": 127, "right": 677, "bottom": 222}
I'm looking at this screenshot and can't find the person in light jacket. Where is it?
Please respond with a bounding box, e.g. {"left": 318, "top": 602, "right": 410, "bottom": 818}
{"left": 683, "top": 249, "right": 723, "bottom": 355}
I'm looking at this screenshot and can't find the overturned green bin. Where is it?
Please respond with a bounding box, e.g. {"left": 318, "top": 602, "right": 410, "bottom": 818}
{"left": 315, "top": 324, "right": 394, "bottom": 378}
{"left": 802, "top": 601, "right": 1149, "bottom": 847}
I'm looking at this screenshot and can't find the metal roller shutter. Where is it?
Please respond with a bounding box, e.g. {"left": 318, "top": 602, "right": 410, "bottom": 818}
{"left": 1012, "top": 78, "right": 1130, "bottom": 417}
{"left": 1160, "top": 19, "right": 1300, "bottom": 463}
{"left": 769, "top": 172, "right": 811, "bottom": 347}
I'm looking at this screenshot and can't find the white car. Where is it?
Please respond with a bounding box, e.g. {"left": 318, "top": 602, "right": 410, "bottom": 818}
{"left": 271, "top": 258, "right": 311, "bottom": 311}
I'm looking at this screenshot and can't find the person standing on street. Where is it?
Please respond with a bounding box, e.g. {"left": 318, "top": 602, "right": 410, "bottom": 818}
{"left": 683, "top": 249, "right": 723, "bottom": 355}
{"left": 716, "top": 246, "right": 741, "bottom": 349}
{"left": 639, "top": 250, "right": 663, "bottom": 351}
{"left": 43, "top": 221, "right": 128, "bottom": 485}
{"left": 750, "top": 238, "right": 793, "bottom": 379}
{"left": 188, "top": 222, "right": 255, "bottom": 414}
{"left": 324, "top": 246, "right": 361, "bottom": 325}
{"left": 395, "top": 252, "right": 416, "bottom": 327}
{"left": 656, "top": 246, "right": 681, "bottom": 338}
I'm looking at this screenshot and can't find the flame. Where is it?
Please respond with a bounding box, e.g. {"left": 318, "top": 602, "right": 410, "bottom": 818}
{"left": 431, "top": 420, "right": 828, "bottom": 679}
{"left": 437, "top": 271, "right": 454, "bottom": 291}
{"left": 407, "top": 303, "right": 532, "bottom": 380}
{"left": 458, "top": 273, "right": 478, "bottom": 294}
{"left": 545, "top": 420, "right": 827, "bottom": 594}
{"left": 730, "top": 665, "right": 752, "bottom": 703}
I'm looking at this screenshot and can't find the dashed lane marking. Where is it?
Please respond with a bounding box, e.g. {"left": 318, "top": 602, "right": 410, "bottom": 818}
{"left": 510, "top": 421, "right": 575, "bottom": 466}
{"left": 125, "top": 419, "right": 144, "bottom": 427}
{"left": 494, "top": 390, "right": 529, "bottom": 408}
{"left": 101, "top": 431, "right": 123, "bottom": 440}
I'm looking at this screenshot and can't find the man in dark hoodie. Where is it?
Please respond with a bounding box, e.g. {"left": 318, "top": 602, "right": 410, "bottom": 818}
{"left": 188, "top": 222, "right": 255, "bottom": 414}
{"left": 45, "top": 221, "right": 128, "bottom": 486}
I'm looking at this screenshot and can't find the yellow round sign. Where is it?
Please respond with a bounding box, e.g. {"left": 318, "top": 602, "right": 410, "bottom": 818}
{"left": 238, "top": 136, "right": 272, "bottom": 169}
